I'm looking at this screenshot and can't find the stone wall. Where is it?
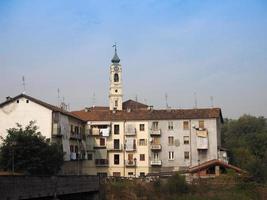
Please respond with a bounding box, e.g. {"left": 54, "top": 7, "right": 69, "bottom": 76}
{"left": 0, "top": 175, "right": 99, "bottom": 200}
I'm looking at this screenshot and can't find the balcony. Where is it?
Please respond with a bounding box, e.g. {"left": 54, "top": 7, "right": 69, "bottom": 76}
{"left": 91, "top": 128, "right": 100, "bottom": 136}
{"left": 150, "top": 160, "right": 162, "bottom": 166}
{"left": 69, "top": 133, "right": 82, "bottom": 140}
{"left": 150, "top": 144, "right": 162, "bottom": 150}
{"left": 150, "top": 129, "right": 161, "bottom": 136}
{"left": 93, "top": 144, "right": 106, "bottom": 149}
{"left": 107, "top": 144, "right": 123, "bottom": 151}
{"left": 125, "top": 128, "right": 136, "bottom": 136}
{"left": 52, "top": 123, "right": 62, "bottom": 137}
{"left": 125, "top": 144, "right": 136, "bottom": 152}
{"left": 125, "top": 160, "right": 136, "bottom": 167}
{"left": 95, "top": 159, "right": 109, "bottom": 167}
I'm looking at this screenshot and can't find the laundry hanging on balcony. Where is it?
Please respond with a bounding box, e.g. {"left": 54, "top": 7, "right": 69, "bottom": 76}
{"left": 196, "top": 130, "right": 208, "bottom": 149}
{"left": 101, "top": 127, "right": 110, "bottom": 137}
{"left": 125, "top": 138, "right": 136, "bottom": 150}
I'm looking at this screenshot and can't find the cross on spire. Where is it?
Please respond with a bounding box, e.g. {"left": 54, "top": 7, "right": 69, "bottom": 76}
{"left": 111, "top": 42, "right": 120, "bottom": 63}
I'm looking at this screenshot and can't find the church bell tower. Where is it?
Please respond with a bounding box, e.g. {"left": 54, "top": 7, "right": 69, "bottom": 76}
{"left": 109, "top": 44, "right": 123, "bottom": 110}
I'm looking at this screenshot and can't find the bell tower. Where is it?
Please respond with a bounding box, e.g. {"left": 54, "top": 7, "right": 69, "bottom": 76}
{"left": 109, "top": 44, "right": 123, "bottom": 110}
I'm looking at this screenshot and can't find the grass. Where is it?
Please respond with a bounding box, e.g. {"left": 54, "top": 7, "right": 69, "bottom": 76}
{"left": 102, "top": 174, "right": 266, "bottom": 200}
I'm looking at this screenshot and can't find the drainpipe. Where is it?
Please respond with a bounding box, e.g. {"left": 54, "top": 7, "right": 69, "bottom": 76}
{"left": 189, "top": 120, "right": 192, "bottom": 166}
{"left": 123, "top": 120, "right": 126, "bottom": 177}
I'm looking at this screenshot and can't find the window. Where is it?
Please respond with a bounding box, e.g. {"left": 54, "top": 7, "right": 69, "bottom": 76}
{"left": 115, "top": 89, "right": 118, "bottom": 93}
{"left": 26, "top": 99, "right": 29, "bottom": 103}
{"left": 114, "top": 73, "right": 119, "bottom": 82}
{"left": 128, "top": 172, "right": 134, "bottom": 176}
{"left": 113, "top": 172, "right": 121, "bottom": 177}
{"left": 199, "top": 120, "right": 205, "bottom": 129}
{"left": 115, "top": 100, "right": 118, "bottom": 107}
{"left": 184, "top": 152, "right": 190, "bottom": 160}
{"left": 139, "top": 139, "right": 147, "bottom": 146}
{"left": 152, "top": 121, "right": 158, "bottom": 130}
{"left": 114, "top": 139, "right": 120, "bottom": 149}
{"left": 114, "top": 154, "right": 120, "bottom": 165}
{"left": 87, "top": 153, "right": 93, "bottom": 160}
{"left": 184, "top": 136, "right": 189, "bottom": 144}
{"left": 168, "top": 121, "right": 173, "bottom": 130}
{"left": 74, "top": 126, "right": 79, "bottom": 134}
{"left": 75, "top": 145, "right": 78, "bottom": 153}
{"left": 114, "top": 124, "right": 120, "bottom": 134}
{"left": 168, "top": 151, "right": 174, "bottom": 160}
{"left": 183, "top": 121, "right": 189, "bottom": 130}
{"left": 100, "top": 138, "right": 105, "bottom": 146}
{"left": 140, "top": 172, "right": 145, "bottom": 177}
{"left": 139, "top": 124, "right": 145, "bottom": 131}
{"left": 71, "top": 125, "right": 74, "bottom": 133}
{"left": 140, "top": 154, "right": 145, "bottom": 161}
{"left": 168, "top": 136, "right": 174, "bottom": 146}
{"left": 17, "top": 100, "right": 19, "bottom": 103}
{"left": 70, "top": 145, "right": 74, "bottom": 152}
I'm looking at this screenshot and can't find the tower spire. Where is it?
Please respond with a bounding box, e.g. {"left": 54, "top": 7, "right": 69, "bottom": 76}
{"left": 109, "top": 44, "right": 123, "bottom": 110}
{"left": 111, "top": 43, "right": 120, "bottom": 63}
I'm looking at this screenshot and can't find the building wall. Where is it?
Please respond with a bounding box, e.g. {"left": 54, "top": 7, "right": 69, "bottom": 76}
{"left": 0, "top": 97, "right": 52, "bottom": 143}
{"left": 148, "top": 118, "right": 220, "bottom": 172}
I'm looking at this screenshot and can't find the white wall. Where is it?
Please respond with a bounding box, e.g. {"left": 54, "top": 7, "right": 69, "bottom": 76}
{"left": 0, "top": 97, "right": 52, "bottom": 143}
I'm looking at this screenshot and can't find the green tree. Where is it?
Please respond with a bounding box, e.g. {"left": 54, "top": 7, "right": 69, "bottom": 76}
{"left": 0, "top": 121, "right": 64, "bottom": 175}
{"left": 222, "top": 115, "right": 267, "bottom": 183}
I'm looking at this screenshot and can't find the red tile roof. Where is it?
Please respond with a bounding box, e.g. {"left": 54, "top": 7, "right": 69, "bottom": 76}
{"left": 188, "top": 159, "right": 246, "bottom": 174}
{"left": 0, "top": 94, "right": 86, "bottom": 122}
{"left": 122, "top": 100, "right": 149, "bottom": 110}
{"left": 72, "top": 107, "right": 223, "bottom": 122}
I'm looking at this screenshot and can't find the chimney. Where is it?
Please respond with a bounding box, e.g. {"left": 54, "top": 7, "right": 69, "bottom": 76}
{"left": 6, "top": 96, "right": 12, "bottom": 101}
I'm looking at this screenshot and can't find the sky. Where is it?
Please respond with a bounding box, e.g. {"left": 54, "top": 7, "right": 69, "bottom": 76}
{"left": 0, "top": 0, "right": 266, "bottom": 118}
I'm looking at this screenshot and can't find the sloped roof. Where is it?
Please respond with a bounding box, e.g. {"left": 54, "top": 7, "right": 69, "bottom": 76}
{"left": 122, "top": 99, "right": 149, "bottom": 110}
{"left": 72, "top": 107, "right": 223, "bottom": 122}
{"left": 188, "top": 159, "right": 246, "bottom": 174}
{"left": 0, "top": 94, "right": 85, "bottom": 122}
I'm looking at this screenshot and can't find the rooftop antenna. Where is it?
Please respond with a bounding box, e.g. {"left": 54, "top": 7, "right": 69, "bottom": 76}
{"left": 165, "top": 93, "right": 169, "bottom": 109}
{"left": 57, "top": 88, "right": 60, "bottom": 107}
{"left": 210, "top": 96, "right": 214, "bottom": 108}
{"left": 22, "top": 76, "right": 26, "bottom": 94}
{"left": 135, "top": 95, "right": 138, "bottom": 102}
{"left": 92, "top": 92, "right": 96, "bottom": 107}
{"left": 144, "top": 98, "right": 147, "bottom": 105}
{"left": 194, "top": 92, "right": 198, "bottom": 108}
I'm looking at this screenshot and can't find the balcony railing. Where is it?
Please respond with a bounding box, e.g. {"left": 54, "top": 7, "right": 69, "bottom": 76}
{"left": 150, "top": 129, "right": 161, "bottom": 136}
{"left": 69, "top": 133, "right": 82, "bottom": 140}
{"left": 107, "top": 144, "right": 123, "bottom": 151}
{"left": 93, "top": 144, "right": 106, "bottom": 149}
{"left": 91, "top": 128, "right": 100, "bottom": 136}
{"left": 150, "top": 144, "right": 162, "bottom": 150}
{"left": 95, "top": 159, "right": 109, "bottom": 166}
{"left": 125, "top": 128, "right": 136, "bottom": 136}
{"left": 150, "top": 160, "right": 162, "bottom": 166}
{"left": 125, "top": 144, "right": 136, "bottom": 152}
{"left": 125, "top": 160, "right": 136, "bottom": 167}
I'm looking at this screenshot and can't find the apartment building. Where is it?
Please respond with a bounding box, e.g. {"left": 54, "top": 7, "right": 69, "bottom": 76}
{"left": 0, "top": 47, "right": 225, "bottom": 177}
{"left": 71, "top": 47, "right": 224, "bottom": 177}
{"left": 0, "top": 94, "right": 86, "bottom": 161}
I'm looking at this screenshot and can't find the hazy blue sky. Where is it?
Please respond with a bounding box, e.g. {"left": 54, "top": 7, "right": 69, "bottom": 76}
{"left": 0, "top": 0, "right": 266, "bottom": 118}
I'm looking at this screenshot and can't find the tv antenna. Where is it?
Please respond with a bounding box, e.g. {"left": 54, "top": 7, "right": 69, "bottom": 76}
{"left": 165, "top": 93, "right": 169, "bottom": 109}
{"left": 210, "top": 96, "right": 214, "bottom": 108}
{"left": 57, "top": 88, "right": 60, "bottom": 107}
{"left": 194, "top": 92, "right": 198, "bottom": 108}
{"left": 92, "top": 92, "right": 96, "bottom": 107}
{"left": 22, "top": 76, "right": 26, "bottom": 94}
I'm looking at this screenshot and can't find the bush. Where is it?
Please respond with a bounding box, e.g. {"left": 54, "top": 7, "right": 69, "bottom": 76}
{"left": 165, "top": 173, "right": 189, "bottom": 194}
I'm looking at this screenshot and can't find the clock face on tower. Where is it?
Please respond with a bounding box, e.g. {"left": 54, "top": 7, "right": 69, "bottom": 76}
{"left": 114, "top": 66, "right": 119, "bottom": 72}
